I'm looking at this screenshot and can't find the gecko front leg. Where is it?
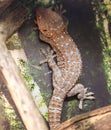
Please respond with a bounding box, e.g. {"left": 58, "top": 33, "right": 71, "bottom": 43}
{"left": 40, "top": 47, "right": 64, "bottom": 87}
{"left": 40, "top": 47, "right": 59, "bottom": 71}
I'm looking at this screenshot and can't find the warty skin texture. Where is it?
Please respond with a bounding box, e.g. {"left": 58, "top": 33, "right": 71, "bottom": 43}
{"left": 35, "top": 7, "right": 95, "bottom": 130}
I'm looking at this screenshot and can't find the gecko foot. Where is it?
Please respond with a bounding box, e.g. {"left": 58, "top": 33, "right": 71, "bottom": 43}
{"left": 39, "top": 47, "right": 56, "bottom": 65}
{"left": 54, "top": 4, "right": 67, "bottom": 15}
{"left": 78, "top": 88, "right": 95, "bottom": 109}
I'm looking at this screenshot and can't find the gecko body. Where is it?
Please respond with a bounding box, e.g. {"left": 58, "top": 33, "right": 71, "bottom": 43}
{"left": 35, "top": 7, "right": 95, "bottom": 130}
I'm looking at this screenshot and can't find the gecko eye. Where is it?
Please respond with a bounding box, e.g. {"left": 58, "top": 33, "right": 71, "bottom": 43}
{"left": 38, "top": 15, "right": 41, "bottom": 19}
{"left": 43, "top": 29, "right": 47, "bottom": 32}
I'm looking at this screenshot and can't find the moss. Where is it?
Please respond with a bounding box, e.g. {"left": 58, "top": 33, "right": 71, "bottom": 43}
{"left": 92, "top": 0, "right": 111, "bottom": 94}
{"left": 66, "top": 100, "right": 78, "bottom": 120}
{"left": 6, "top": 33, "right": 22, "bottom": 50}
{"left": 103, "top": 48, "right": 111, "bottom": 93}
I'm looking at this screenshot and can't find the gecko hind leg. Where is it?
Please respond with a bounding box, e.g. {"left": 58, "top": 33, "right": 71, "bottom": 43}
{"left": 67, "top": 83, "right": 95, "bottom": 109}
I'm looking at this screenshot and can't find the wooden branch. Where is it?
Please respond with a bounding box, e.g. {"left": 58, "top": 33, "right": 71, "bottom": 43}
{"left": 0, "top": 1, "right": 48, "bottom": 130}
{"left": 0, "top": 0, "right": 14, "bottom": 15}
{"left": 55, "top": 105, "right": 111, "bottom": 130}
{"left": 0, "top": 0, "right": 27, "bottom": 41}
{"left": 0, "top": 41, "right": 48, "bottom": 130}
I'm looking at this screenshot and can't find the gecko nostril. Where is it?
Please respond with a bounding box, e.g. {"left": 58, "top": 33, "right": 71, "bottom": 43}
{"left": 43, "top": 29, "right": 47, "bottom": 32}
{"left": 38, "top": 15, "right": 41, "bottom": 19}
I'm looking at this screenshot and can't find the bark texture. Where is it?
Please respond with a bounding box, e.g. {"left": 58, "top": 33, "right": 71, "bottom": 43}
{"left": 0, "top": 0, "right": 14, "bottom": 15}
{"left": 55, "top": 105, "right": 111, "bottom": 130}
{"left": 0, "top": 1, "right": 48, "bottom": 130}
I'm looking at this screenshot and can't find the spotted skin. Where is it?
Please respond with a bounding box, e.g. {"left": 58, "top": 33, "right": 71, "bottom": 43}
{"left": 35, "top": 7, "right": 95, "bottom": 130}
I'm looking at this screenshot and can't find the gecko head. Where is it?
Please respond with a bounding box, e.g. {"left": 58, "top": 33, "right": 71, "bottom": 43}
{"left": 36, "top": 7, "right": 65, "bottom": 38}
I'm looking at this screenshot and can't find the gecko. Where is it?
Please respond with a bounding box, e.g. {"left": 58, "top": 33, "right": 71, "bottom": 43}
{"left": 35, "top": 7, "right": 95, "bottom": 130}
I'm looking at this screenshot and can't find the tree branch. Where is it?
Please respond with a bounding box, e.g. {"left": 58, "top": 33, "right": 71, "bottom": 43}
{"left": 55, "top": 105, "right": 111, "bottom": 130}
{"left": 0, "top": 1, "right": 48, "bottom": 130}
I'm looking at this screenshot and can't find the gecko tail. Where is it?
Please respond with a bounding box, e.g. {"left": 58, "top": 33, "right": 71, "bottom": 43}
{"left": 48, "top": 88, "right": 66, "bottom": 130}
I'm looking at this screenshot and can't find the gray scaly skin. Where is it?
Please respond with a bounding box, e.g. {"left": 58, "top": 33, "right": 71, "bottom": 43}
{"left": 35, "top": 7, "right": 95, "bottom": 130}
